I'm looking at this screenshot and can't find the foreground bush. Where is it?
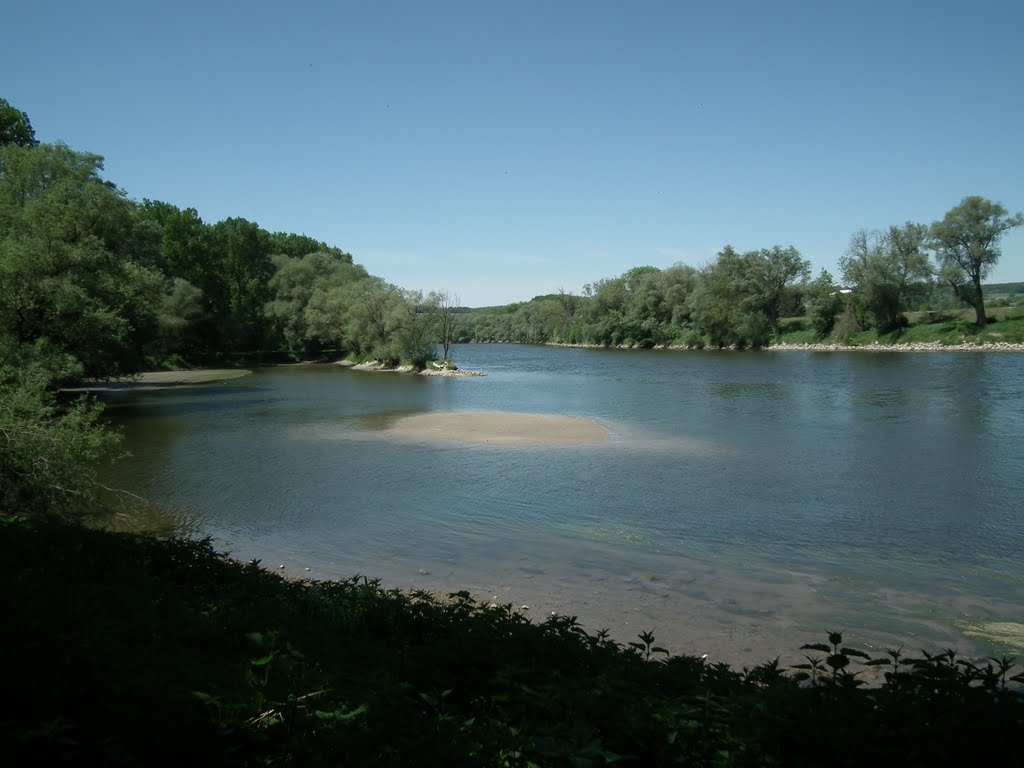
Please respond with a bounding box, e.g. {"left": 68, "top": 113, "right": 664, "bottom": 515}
{"left": 1, "top": 518, "right": 1020, "bottom": 767}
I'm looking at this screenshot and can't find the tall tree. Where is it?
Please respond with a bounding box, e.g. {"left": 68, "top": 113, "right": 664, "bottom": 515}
{"left": 803, "top": 269, "right": 844, "bottom": 338}
{"left": 840, "top": 223, "right": 933, "bottom": 332}
{"left": 426, "top": 290, "right": 460, "bottom": 360}
{"left": 742, "top": 246, "right": 810, "bottom": 335}
{"left": 268, "top": 231, "right": 352, "bottom": 262}
{"left": 210, "top": 217, "right": 273, "bottom": 349}
{"left": 266, "top": 251, "right": 366, "bottom": 357}
{"left": 688, "top": 246, "right": 770, "bottom": 348}
{"left": 0, "top": 98, "right": 38, "bottom": 147}
{"left": 0, "top": 143, "right": 163, "bottom": 381}
{"left": 930, "top": 196, "right": 1023, "bottom": 327}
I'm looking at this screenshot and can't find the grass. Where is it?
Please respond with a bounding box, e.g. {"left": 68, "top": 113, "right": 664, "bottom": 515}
{"left": 776, "top": 308, "right": 1024, "bottom": 347}
{"left": 2, "top": 516, "right": 1022, "bottom": 767}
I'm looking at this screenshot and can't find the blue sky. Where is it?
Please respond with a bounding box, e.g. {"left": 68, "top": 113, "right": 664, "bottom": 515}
{"left": 6, "top": 0, "right": 1023, "bottom": 306}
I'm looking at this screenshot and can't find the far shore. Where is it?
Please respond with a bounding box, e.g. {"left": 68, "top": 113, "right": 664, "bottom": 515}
{"left": 519, "top": 340, "right": 1024, "bottom": 353}
{"left": 763, "top": 340, "right": 1024, "bottom": 352}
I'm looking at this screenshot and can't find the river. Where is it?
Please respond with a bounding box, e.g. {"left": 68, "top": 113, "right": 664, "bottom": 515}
{"left": 101, "top": 345, "right": 1024, "bottom": 666}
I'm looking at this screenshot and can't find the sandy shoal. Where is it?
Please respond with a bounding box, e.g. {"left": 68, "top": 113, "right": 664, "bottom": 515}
{"left": 65, "top": 369, "right": 252, "bottom": 392}
{"left": 384, "top": 411, "right": 610, "bottom": 445}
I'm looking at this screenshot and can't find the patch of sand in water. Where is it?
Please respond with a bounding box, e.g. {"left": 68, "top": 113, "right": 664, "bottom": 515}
{"left": 383, "top": 411, "right": 610, "bottom": 446}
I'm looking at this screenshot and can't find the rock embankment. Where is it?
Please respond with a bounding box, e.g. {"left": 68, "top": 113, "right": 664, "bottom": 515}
{"left": 766, "top": 341, "right": 1024, "bottom": 352}
{"left": 335, "top": 360, "right": 486, "bottom": 376}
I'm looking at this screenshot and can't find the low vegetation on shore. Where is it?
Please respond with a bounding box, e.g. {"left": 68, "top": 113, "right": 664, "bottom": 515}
{"left": 3, "top": 516, "right": 1022, "bottom": 767}
{"left": 771, "top": 305, "right": 1024, "bottom": 349}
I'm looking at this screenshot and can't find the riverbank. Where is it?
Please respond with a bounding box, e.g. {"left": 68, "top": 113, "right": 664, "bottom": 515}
{"left": 336, "top": 359, "right": 487, "bottom": 376}
{"left": 4, "top": 517, "right": 1020, "bottom": 767}
{"left": 532, "top": 339, "right": 1024, "bottom": 352}
{"left": 64, "top": 368, "right": 253, "bottom": 392}
{"left": 765, "top": 340, "right": 1024, "bottom": 352}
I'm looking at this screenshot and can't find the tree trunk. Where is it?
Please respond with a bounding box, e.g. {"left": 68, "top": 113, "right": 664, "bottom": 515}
{"left": 973, "top": 274, "right": 987, "bottom": 327}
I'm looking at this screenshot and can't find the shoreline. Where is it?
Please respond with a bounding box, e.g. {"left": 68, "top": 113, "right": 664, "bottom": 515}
{"left": 530, "top": 340, "right": 1024, "bottom": 353}
{"left": 763, "top": 340, "right": 1024, "bottom": 352}
{"left": 336, "top": 359, "right": 487, "bottom": 376}
{"left": 235, "top": 533, "right": 1019, "bottom": 671}
{"left": 64, "top": 368, "right": 253, "bottom": 393}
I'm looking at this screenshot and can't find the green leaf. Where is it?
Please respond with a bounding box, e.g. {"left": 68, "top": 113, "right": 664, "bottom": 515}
{"left": 801, "top": 643, "right": 831, "bottom": 653}
{"left": 314, "top": 704, "right": 368, "bottom": 722}
{"left": 826, "top": 654, "right": 850, "bottom": 670}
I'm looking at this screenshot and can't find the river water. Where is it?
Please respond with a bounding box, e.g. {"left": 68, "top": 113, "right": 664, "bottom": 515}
{"left": 102, "top": 345, "right": 1024, "bottom": 666}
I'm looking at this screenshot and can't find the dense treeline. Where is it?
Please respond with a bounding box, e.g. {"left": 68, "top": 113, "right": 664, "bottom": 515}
{"left": 0, "top": 101, "right": 460, "bottom": 390}
{"left": 0, "top": 140, "right": 447, "bottom": 379}
{"left": 458, "top": 206, "right": 1022, "bottom": 348}
{"left": 0, "top": 102, "right": 450, "bottom": 517}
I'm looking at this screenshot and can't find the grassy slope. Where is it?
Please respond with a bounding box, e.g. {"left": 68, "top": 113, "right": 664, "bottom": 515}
{"left": 777, "top": 307, "right": 1024, "bottom": 346}
{"left": 2, "top": 518, "right": 1022, "bottom": 767}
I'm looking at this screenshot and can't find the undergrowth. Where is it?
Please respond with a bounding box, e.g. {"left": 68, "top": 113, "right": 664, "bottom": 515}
{"left": 1, "top": 517, "right": 1021, "bottom": 767}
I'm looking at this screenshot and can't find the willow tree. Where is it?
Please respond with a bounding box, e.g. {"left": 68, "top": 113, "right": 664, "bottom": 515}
{"left": 930, "top": 196, "right": 1023, "bottom": 327}
{"left": 840, "top": 223, "right": 933, "bottom": 332}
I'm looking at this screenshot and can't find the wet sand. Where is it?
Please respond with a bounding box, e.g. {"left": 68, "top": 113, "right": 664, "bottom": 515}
{"left": 383, "top": 411, "right": 611, "bottom": 445}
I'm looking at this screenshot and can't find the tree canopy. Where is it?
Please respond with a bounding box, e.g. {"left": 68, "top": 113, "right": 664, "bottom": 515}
{"left": 0, "top": 98, "right": 38, "bottom": 147}
{"left": 930, "top": 196, "right": 1024, "bottom": 326}
{"left": 840, "top": 223, "right": 933, "bottom": 332}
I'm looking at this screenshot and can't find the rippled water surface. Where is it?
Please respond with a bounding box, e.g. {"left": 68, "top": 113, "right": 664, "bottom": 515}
{"left": 102, "top": 346, "right": 1024, "bottom": 664}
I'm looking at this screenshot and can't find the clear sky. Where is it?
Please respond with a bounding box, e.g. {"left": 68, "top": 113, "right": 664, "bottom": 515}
{"left": 6, "top": 0, "right": 1023, "bottom": 306}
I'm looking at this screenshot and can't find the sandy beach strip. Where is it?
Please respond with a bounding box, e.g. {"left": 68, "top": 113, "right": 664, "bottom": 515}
{"left": 383, "top": 411, "right": 610, "bottom": 445}
{"left": 65, "top": 369, "right": 253, "bottom": 392}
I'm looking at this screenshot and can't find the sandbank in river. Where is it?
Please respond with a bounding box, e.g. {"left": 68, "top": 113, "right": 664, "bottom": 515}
{"left": 382, "top": 411, "right": 611, "bottom": 446}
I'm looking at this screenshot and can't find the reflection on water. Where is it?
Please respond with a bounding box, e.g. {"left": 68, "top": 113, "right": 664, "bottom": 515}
{"left": 101, "top": 346, "right": 1024, "bottom": 664}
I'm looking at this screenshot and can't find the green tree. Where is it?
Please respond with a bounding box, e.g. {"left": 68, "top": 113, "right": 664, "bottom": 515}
{"left": 0, "top": 98, "right": 38, "bottom": 147}
{"left": 0, "top": 353, "right": 120, "bottom": 515}
{"left": 0, "top": 143, "right": 164, "bottom": 381}
{"left": 268, "top": 231, "right": 352, "bottom": 262}
{"left": 803, "top": 270, "right": 844, "bottom": 338}
{"left": 688, "top": 245, "right": 807, "bottom": 347}
{"left": 688, "top": 247, "right": 767, "bottom": 348}
{"left": 581, "top": 277, "right": 629, "bottom": 346}
{"left": 318, "top": 278, "right": 435, "bottom": 366}
{"left": 426, "top": 290, "right": 460, "bottom": 359}
{"left": 137, "top": 200, "right": 229, "bottom": 355}
{"left": 146, "top": 278, "right": 208, "bottom": 363}
{"left": 930, "top": 196, "right": 1024, "bottom": 327}
{"left": 266, "top": 251, "right": 367, "bottom": 357}
{"left": 743, "top": 245, "right": 810, "bottom": 336}
{"left": 210, "top": 217, "right": 273, "bottom": 349}
{"left": 840, "top": 223, "right": 933, "bottom": 332}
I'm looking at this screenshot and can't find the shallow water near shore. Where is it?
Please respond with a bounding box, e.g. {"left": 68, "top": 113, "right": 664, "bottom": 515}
{"left": 101, "top": 345, "right": 1024, "bottom": 666}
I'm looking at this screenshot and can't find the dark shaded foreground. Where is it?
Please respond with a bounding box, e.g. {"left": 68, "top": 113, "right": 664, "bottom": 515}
{"left": 2, "top": 518, "right": 1021, "bottom": 767}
